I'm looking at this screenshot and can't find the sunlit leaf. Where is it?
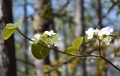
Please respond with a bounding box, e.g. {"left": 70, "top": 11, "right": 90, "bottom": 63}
{"left": 40, "top": 34, "right": 59, "bottom": 45}
{"left": 72, "top": 37, "right": 83, "bottom": 49}
{"left": 65, "top": 47, "right": 78, "bottom": 54}
{"left": 31, "top": 40, "right": 50, "bottom": 59}
{"left": 85, "top": 35, "right": 90, "bottom": 42}
{"left": 2, "top": 28, "right": 16, "bottom": 40}
{"left": 2, "top": 18, "right": 22, "bottom": 40}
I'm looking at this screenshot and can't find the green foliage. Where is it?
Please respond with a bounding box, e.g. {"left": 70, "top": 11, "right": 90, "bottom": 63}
{"left": 65, "top": 37, "right": 83, "bottom": 54}
{"left": 65, "top": 47, "right": 78, "bottom": 54}
{"left": 31, "top": 40, "right": 50, "bottom": 59}
{"left": 40, "top": 34, "right": 59, "bottom": 45}
{"left": 85, "top": 35, "right": 90, "bottom": 42}
{"left": 2, "top": 18, "right": 21, "bottom": 40}
{"left": 72, "top": 37, "right": 83, "bottom": 49}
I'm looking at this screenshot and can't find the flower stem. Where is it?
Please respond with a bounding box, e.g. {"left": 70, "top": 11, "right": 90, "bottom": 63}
{"left": 98, "top": 41, "right": 102, "bottom": 56}
{"left": 100, "top": 56, "right": 120, "bottom": 72}
{"left": 98, "top": 40, "right": 120, "bottom": 72}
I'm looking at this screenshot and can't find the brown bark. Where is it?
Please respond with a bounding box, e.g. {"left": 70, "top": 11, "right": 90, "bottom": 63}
{"left": 95, "top": 0, "right": 102, "bottom": 29}
{"left": 0, "top": 0, "right": 17, "bottom": 76}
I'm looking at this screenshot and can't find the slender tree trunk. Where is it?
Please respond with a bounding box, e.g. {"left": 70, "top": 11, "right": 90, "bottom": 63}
{"left": 75, "top": 0, "right": 86, "bottom": 76}
{"left": 95, "top": 0, "right": 102, "bottom": 29}
{"left": 33, "top": 0, "right": 54, "bottom": 76}
{"left": 0, "top": 0, "right": 17, "bottom": 76}
{"left": 23, "top": 0, "right": 29, "bottom": 75}
{"left": 95, "top": 0, "right": 108, "bottom": 76}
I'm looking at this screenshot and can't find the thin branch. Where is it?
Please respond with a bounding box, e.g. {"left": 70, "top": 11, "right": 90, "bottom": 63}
{"left": 100, "top": 56, "right": 120, "bottom": 72}
{"left": 56, "top": 0, "right": 71, "bottom": 13}
{"left": 17, "top": 28, "right": 120, "bottom": 73}
{"left": 17, "top": 28, "right": 99, "bottom": 58}
{"left": 98, "top": 41, "right": 120, "bottom": 73}
{"left": 44, "top": 57, "right": 75, "bottom": 74}
{"left": 98, "top": 41, "right": 102, "bottom": 56}
{"left": 102, "top": 2, "right": 118, "bottom": 18}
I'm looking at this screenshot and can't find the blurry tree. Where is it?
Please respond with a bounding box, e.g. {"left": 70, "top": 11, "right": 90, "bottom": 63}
{"left": 33, "top": 0, "right": 55, "bottom": 76}
{"left": 0, "top": 0, "right": 16, "bottom": 76}
{"left": 22, "top": 0, "right": 29, "bottom": 75}
{"left": 74, "top": 0, "right": 87, "bottom": 76}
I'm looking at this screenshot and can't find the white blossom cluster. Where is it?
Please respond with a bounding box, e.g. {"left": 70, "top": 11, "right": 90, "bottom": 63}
{"left": 85, "top": 27, "right": 114, "bottom": 45}
{"left": 31, "top": 33, "right": 41, "bottom": 44}
{"left": 31, "top": 30, "right": 59, "bottom": 46}
{"left": 44, "top": 30, "right": 56, "bottom": 36}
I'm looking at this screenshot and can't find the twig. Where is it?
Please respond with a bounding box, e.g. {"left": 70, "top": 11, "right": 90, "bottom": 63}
{"left": 56, "top": 0, "right": 71, "bottom": 13}
{"left": 100, "top": 56, "right": 120, "bottom": 72}
{"left": 102, "top": 1, "right": 118, "bottom": 18}
{"left": 17, "top": 28, "right": 120, "bottom": 73}
{"left": 98, "top": 41, "right": 102, "bottom": 56}
{"left": 17, "top": 28, "right": 99, "bottom": 58}
{"left": 44, "top": 57, "right": 75, "bottom": 74}
{"left": 98, "top": 41, "right": 120, "bottom": 73}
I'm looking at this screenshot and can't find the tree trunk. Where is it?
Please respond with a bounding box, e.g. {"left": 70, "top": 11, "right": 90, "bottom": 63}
{"left": 95, "top": 0, "right": 108, "bottom": 76}
{"left": 33, "top": 0, "right": 55, "bottom": 76}
{"left": 95, "top": 0, "right": 102, "bottom": 29}
{"left": 0, "top": 0, "right": 17, "bottom": 76}
{"left": 75, "top": 0, "right": 86, "bottom": 76}
{"left": 23, "top": 0, "right": 29, "bottom": 75}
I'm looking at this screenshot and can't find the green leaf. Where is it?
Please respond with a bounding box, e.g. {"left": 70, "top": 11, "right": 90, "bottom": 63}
{"left": 65, "top": 37, "right": 83, "bottom": 54}
{"left": 72, "top": 37, "right": 83, "bottom": 49}
{"left": 40, "top": 34, "right": 59, "bottom": 45}
{"left": 85, "top": 35, "right": 90, "bottom": 42}
{"left": 65, "top": 47, "right": 78, "bottom": 54}
{"left": 31, "top": 40, "right": 50, "bottom": 59}
{"left": 5, "top": 23, "right": 16, "bottom": 29}
{"left": 2, "top": 18, "right": 22, "bottom": 40}
{"left": 2, "top": 27, "right": 16, "bottom": 40}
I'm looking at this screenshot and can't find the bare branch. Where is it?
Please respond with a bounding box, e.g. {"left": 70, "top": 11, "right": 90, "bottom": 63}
{"left": 56, "top": 0, "right": 71, "bottom": 13}
{"left": 102, "top": 2, "right": 118, "bottom": 18}
{"left": 100, "top": 56, "right": 120, "bottom": 72}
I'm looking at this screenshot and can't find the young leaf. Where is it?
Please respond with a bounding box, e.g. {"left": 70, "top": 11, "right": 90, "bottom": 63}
{"left": 72, "top": 37, "right": 83, "bottom": 49}
{"left": 65, "top": 47, "right": 78, "bottom": 54}
{"left": 85, "top": 35, "right": 90, "bottom": 42}
{"left": 2, "top": 18, "right": 22, "bottom": 40}
{"left": 40, "top": 34, "right": 59, "bottom": 45}
{"left": 31, "top": 40, "right": 50, "bottom": 59}
{"left": 2, "top": 28, "right": 16, "bottom": 40}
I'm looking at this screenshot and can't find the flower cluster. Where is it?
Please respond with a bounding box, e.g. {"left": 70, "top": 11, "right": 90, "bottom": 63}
{"left": 44, "top": 30, "right": 56, "bottom": 36}
{"left": 31, "top": 30, "right": 59, "bottom": 46}
{"left": 85, "top": 27, "right": 114, "bottom": 45}
{"left": 31, "top": 34, "right": 41, "bottom": 44}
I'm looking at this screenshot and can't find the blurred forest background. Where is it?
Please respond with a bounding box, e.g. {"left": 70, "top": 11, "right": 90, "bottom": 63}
{"left": 0, "top": 0, "right": 120, "bottom": 76}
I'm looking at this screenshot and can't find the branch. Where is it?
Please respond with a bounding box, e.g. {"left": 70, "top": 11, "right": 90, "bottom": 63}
{"left": 44, "top": 57, "right": 75, "bottom": 74}
{"left": 100, "top": 56, "right": 120, "bottom": 72}
{"left": 98, "top": 41, "right": 120, "bottom": 73}
{"left": 102, "top": 2, "right": 118, "bottom": 18}
{"left": 17, "top": 28, "right": 120, "bottom": 73}
{"left": 56, "top": 0, "right": 71, "bottom": 13}
{"left": 17, "top": 28, "right": 99, "bottom": 58}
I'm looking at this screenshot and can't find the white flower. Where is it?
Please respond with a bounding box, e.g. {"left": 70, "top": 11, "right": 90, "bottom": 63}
{"left": 85, "top": 28, "right": 95, "bottom": 39}
{"left": 85, "top": 27, "right": 114, "bottom": 45}
{"left": 44, "top": 30, "right": 56, "bottom": 36}
{"left": 102, "top": 36, "right": 112, "bottom": 45}
{"left": 98, "top": 27, "right": 113, "bottom": 36}
{"left": 31, "top": 34, "right": 41, "bottom": 44}
{"left": 53, "top": 38, "right": 61, "bottom": 47}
